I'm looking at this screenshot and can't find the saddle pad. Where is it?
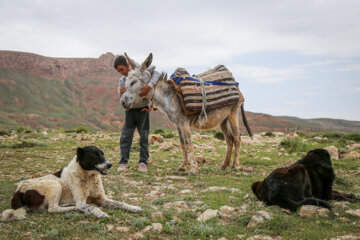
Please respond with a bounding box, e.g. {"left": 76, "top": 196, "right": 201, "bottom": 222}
{"left": 177, "top": 65, "right": 244, "bottom": 111}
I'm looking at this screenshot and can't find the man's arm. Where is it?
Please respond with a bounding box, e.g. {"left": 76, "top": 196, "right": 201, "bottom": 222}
{"left": 139, "top": 70, "right": 163, "bottom": 97}
{"left": 118, "top": 76, "right": 126, "bottom": 96}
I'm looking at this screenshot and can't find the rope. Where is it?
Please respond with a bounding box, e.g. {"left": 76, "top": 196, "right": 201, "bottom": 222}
{"left": 198, "top": 78, "right": 208, "bottom": 127}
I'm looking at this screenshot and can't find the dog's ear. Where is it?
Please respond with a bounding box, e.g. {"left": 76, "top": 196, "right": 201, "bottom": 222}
{"left": 76, "top": 147, "right": 84, "bottom": 161}
{"left": 251, "top": 181, "right": 263, "bottom": 199}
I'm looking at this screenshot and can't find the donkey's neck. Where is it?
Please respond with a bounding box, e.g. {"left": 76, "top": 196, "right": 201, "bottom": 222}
{"left": 151, "top": 81, "right": 183, "bottom": 124}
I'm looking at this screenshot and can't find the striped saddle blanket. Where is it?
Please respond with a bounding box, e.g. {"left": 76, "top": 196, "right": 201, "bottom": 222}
{"left": 169, "top": 65, "right": 244, "bottom": 114}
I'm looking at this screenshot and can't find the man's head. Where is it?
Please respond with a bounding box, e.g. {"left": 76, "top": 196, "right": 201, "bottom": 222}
{"left": 114, "top": 55, "right": 131, "bottom": 76}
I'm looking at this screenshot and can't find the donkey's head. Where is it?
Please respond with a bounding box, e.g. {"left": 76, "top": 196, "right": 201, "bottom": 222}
{"left": 120, "top": 53, "right": 155, "bottom": 109}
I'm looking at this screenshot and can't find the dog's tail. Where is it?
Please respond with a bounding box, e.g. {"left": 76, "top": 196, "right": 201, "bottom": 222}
{"left": 1, "top": 208, "right": 26, "bottom": 221}
{"left": 279, "top": 198, "right": 331, "bottom": 212}
{"left": 332, "top": 190, "right": 360, "bottom": 202}
{"left": 1, "top": 191, "right": 28, "bottom": 221}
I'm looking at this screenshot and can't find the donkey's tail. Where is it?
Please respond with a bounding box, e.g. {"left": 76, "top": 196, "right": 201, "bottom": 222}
{"left": 240, "top": 103, "right": 253, "bottom": 139}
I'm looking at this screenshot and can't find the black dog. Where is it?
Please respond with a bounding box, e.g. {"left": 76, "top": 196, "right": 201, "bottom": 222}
{"left": 252, "top": 149, "right": 359, "bottom": 211}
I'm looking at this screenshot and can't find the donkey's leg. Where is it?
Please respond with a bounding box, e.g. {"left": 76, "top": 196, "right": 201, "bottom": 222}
{"left": 220, "top": 118, "right": 234, "bottom": 170}
{"left": 177, "top": 127, "right": 189, "bottom": 171}
{"left": 228, "top": 111, "right": 241, "bottom": 170}
{"left": 181, "top": 126, "right": 198, "bottom": 175}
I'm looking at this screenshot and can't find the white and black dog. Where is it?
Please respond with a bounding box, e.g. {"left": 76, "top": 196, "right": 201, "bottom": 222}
{"left": 2, "top": 146, "right": 142, "bottom": 220}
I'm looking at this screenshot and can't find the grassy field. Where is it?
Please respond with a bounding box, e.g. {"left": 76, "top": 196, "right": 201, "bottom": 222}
{"left": 0, "top": 129, "right": 359, "bottom": 240}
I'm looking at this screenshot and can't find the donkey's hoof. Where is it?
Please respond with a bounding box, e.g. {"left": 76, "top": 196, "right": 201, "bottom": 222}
{"left": 231, "top": 167, "right": 239, "bottom": 171}
{"left": 188, "top": 172, "right": 196, "bottom": 176}
{"left": 177, "top": 168, "right": 186, "bottom": 172}
{"left": 221, "top": 166, "right": 227, "bottom": 171}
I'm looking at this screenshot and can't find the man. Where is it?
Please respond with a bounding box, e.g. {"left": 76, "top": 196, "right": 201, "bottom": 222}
{"left": 114, "top": 55, "right": 161, "bottom": 172}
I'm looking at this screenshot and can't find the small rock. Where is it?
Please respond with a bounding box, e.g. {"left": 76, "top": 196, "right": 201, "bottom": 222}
{"left": 347, "top": 143, "right": 360, "bottom": 151}
{"left": 317, "top": 208, "right": 330, "bottom": 217}
{"left": 133, "top": 232, "right": 144, "bottom": 240}
{"left": 163, "top": 201, "right": 190, "bottom": 213}
{"left": 331, "top": 235, "right": 360, "bottom": 240}
{"left": 324, "top": 146, "right": 339, "bottom": 160}
{"left": 219, "top": 206, "right": 237, "bottom": 221}
{"left": 334, "top": 201, "right": 350, "bottom": 209}
{"left": 298, "top": 205, "right": 329, "bottom": 217}
{"left": 257, "top": 210, "right": 272, "bottom": 220}
{"left": 151, "top": 211, "right": 164, "bottom": 221}
{"left": 247, "top": 215, "right": 264, "bottom": 228}
{"left": 142, "top": 225, "right": 153, "bottom": 233}
{"left": 151, "top": 223, "right": 163, "bottom": 233}
{"left": 342, "top": 151, "right": 360, "bottom": 159}
{"left": 261, "top": 157, "right": 272, "bottom": 161}
{"left": 346, "top": 209, "right": 360, "bottom": 218}
{"left": 180, "top": 189, "right": 192, "bottom": 194}
{"left": 298, "top": 205, "right": 318, "bottom": 217}
{"left": 106, "top": 224, "right": 114, "bottom": 231}
{"left": 116, "top": 226, "right": 130, "bottom": 232}
{"left": 195, "top": 156, "right": 206, "bottom": 163}
{"left": 149, "top": 134, "right": 164, "bottom": 144}
{"left": 197, "top": 209, "right": 218, "bottom": 222}
{"left": 339, "top": 217, "right": 349, "bottom": 223}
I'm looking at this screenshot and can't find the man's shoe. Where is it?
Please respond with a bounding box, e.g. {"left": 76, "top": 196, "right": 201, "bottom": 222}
{"left": 117, "top": 164, "right": 128, "bottom": 172}
{"left": 138, "top": 163, "right": 148, "bottom": 173}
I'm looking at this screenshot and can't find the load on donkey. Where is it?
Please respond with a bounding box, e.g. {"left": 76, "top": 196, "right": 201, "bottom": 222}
{"left": 120, "top": 53, "right": 253, "bottom": 175}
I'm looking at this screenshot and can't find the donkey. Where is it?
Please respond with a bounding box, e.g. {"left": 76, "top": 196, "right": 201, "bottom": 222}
{"left": 120, "top": 53, "right": 253, "bottom": 175}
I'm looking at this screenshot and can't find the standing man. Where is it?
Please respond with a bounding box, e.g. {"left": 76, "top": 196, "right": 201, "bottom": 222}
{"left": 114, "top": 55, "right": 161, "bottom": 173}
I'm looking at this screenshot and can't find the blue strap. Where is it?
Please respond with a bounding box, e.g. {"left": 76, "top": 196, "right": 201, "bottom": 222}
{"left": 170, "top": 73, "right": 239, "bottom": 86}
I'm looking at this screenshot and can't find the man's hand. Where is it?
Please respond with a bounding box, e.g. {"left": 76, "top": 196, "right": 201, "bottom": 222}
{"left": 120, "top": 86, "right": 126, "bottom": 94}
{"left": 139, "top": 85, "right": 151, "bottom": 97}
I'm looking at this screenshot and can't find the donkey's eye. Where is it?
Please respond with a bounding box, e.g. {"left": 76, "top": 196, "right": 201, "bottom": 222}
{"left": 130, "top": 81, "right": 136, "bottom": 86}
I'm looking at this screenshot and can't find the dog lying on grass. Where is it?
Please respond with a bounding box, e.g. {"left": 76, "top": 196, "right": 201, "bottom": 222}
{"left": 2, "top": 146, "right": 142, "bottom": 220}
{"left": 252, "top": 149, "right": 359, "bottom": 211}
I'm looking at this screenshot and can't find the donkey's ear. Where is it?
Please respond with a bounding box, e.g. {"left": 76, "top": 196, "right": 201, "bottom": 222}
{"left": 124, "top": 52, "right": 138, "bottom": 69}
{"left": 140, "top": 53, "right": 153, "bottom": 72}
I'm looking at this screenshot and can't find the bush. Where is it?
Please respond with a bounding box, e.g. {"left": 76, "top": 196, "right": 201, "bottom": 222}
{"left": 214, "top": 131, "right": 225, "bottom": 140}
{"left": 76, "top": 126, "right": 89, "bottom": 133}
{"left": 0, "top": 140, "right": 47, "bottom": 149}
{"left": 163, "top": 132, "right": 175, "bottom": 139}
{"left": 280, "top": 137, "right": 310, "bottom": 153}
{"left": 16, "top": 126, "right": 29, "bottom": 133}
{"left": 0, "top": 130, "right": 10, "bottom": 136}
{"left": 264, "top": 131, "right": 275, "bottom": 137}
{"left": 153, "top": 128, "right": 165, "bottom": 134}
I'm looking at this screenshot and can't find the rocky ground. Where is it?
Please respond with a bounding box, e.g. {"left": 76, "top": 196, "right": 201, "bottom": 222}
{"left": 0, "top": 129, "right": 359, "bottom": 239}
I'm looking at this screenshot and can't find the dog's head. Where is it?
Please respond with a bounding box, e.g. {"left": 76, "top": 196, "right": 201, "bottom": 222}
{"left": 76, "top": 146, "right": 112, "bottom": 175}
{"left": 251, "top": 180, "right": 265, "bottom": 201}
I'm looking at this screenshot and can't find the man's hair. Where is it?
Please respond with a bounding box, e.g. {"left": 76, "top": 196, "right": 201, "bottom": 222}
{"left": 113, "top": 55, "right": 128, "bottom": 69}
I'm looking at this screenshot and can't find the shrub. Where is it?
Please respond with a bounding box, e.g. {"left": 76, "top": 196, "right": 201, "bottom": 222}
{"left": 0, "top": 140, "right": 47, "bottom": 149}
{"left": 163, "top": 132, "right": 175, "bottom": 138}
{"left": 214, "top": 131, "right": 225, "bottom": 140}
{"left": 153, "top": 128, "right": 165, "bottom": 134}
{"left": 76, "top": 125, "right": 89, "bottom": 133}
{"left": 279, "top": 137, "right": 310, "bottom": 153}
{"left": 264, "top": 131, "right": 275, "bottom": 137}
{"left": 16, "top": 126, "right": 28, "bottom": 133}
{"left": 0, "top": 130, "right": 10, "bottom": 136}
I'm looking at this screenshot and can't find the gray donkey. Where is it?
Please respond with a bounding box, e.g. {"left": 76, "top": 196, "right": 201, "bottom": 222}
{"left": 120, "top": 53, "right": 252, "bottom": 175}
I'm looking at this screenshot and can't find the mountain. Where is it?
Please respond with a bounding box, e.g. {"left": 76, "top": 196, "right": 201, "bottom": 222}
{"left": 0, "top": 50, "right": 359, "bottom": 133}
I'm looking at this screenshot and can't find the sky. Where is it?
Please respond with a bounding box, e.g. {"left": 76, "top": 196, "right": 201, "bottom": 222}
{"left": 1, "top": 0, "right": 360, "bottom": 121}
